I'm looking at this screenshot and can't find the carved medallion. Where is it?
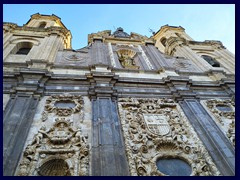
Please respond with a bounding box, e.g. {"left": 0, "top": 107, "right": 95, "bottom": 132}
{"left": 143, "top": 114, "right": 170, "bottom": 136}
{"left": 173, "top": 59, "right": 191, "bottom": 69}
{"left": 63, "top": 53, "right": 88, "bottom": 62}
{"left": 44, "top": 94, "right": 83, "bottom": 116}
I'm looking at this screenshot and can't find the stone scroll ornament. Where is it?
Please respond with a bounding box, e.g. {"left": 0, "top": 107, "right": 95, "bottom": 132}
{"left": 118, "top": 98, "right": 220, "bottom": 176}
{"left": 204, "top": 99, "right": 235, "bottom": 146}
{"left": 41, "top": 94, "right": 84, "bottom": 120}
{"left": 16, "top": 117, "right": 89, "bottom": 176}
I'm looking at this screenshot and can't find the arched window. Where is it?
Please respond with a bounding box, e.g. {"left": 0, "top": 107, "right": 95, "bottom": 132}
{"left": 13, "top": 42, "right": 33, "bottom": 55}
{"left": 39, "top": 22, "right": 47, "bottom": 28}
{"left": 160, "top": 37, "right": 167, "bottom": 47}
{"left": 201, "top": 55, "right": 220, "bottom": 67}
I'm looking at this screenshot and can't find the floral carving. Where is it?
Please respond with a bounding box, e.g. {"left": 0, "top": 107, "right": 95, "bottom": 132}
{"left": 44, "top": 94, "right": 83, "bottom": 116}
{"left": 118, "top": 98, "right": 220, "bottom": 176}
{"left": 204, "top": 99, "right": 235, "bottom": 146}
{"left": 16, "top": 117, "right": 89, "bottom": 176}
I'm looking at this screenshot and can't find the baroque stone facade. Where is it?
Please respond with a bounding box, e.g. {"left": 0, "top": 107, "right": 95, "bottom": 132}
{"left": 3, "top": 13, "right": 235, "bottom": 176}
{"left": 118, "top": 98, "right": 220, "bottom": 176}
{"left": 16, "top": 94, "right": 90, "bottom": 176}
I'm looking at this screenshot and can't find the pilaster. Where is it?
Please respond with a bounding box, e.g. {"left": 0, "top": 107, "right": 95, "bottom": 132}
{"left": 179, "top": 99, "right": 235, "bottom": 175}
{"left": 3, "top": 94, "right": 40, "bottom": 175}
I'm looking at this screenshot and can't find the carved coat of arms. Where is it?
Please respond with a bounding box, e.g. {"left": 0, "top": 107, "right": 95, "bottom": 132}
{"left": 143, "top": 114, "right": 171, "bottom": 136}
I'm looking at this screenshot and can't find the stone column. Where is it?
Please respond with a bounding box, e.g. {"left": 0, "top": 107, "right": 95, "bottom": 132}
{"left": 213, "top": 49, "right": 235, "bottom": 74}
{"left": 3, "top": 32, "right": 12, "bottom": 50}
{"left": 91, "top": 40, "right": 109, "bottom": 65}
{"left": 107, "top": 42, "right": 117, "bottom": 67}
{"left": 142, "top": 45, "right": 167, "bottom": 70}
{"left": 32, "top": 34, "right": 61, "bottom": 63}
{"left": 221, "top": 49, "right": 235, "bottom": 59}
{"left": 3, "top": 94, "right": 40, "bottom": 176}
{"left": 91, "top": 98, "right": 130, "bottom": 175}
{"left": 3, "top": 43, "right": 16, "bottom": 61}
{"left": 137, "top": 45, "right": 154, "bottom": 70}
{"left": 179, "top": 99, "right": 235, "bottom": 176}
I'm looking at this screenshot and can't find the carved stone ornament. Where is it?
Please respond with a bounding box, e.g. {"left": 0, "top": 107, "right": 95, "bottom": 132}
{"left": 204, "top": 99, "right": 235, "bottom": 146}
{"left": 117, "top": 49, "right": 139, "bottom": 69}
{"left": 41, "top": 111, "right": 48, "bottom": 122}
{"left": 16, "top": 117, "right": 89, "bottom": 176}
{"left": 118, "top": 98, "right": 220, "bottom": 176}
{"left": 63, "top": 52, "right": 88, "bottom": 62}
{"left": 64, "top": 54, "right": 83, "bottom": 61}
{"left": 44, "top": 94, "right": 84, "bottom": 116}
{"left": 173, "top": 59, "right": 192, "bottom": 70}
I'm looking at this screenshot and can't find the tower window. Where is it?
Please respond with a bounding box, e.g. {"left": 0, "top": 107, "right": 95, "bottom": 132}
{"left": 16, "top": 48, "right": 31, "bottom": 55}
{"left": 201, "top": 55, "right": 220, "bottom": 67}
{"left": 13, "top": 42, "right": 33, "bottom": 55}
{"left": 160, "top": 37, "right": 167, "bottom": 47}
{"left": 39, "top": 22, "right": 47, "bottom": 28}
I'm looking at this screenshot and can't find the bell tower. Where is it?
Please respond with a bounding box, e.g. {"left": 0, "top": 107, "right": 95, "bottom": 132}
{"left": 3, "top": 13, "right": 72, "bottom": 68}
{"left": 153, "top": 25, "right": 234, "bottom": 74}
{"left": 3, "top": 13, "right": 72, "bottom": 176}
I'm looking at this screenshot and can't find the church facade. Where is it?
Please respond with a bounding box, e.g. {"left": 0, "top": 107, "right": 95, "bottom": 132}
{"left": 3, "top": 13, "right": 235, "bottom": 176}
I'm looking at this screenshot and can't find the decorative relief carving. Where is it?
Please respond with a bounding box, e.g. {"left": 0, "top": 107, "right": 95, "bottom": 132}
{"left": 41, "top": 111, "right": 48, "bottom": 122}
{"left": 16, "top": 94, "right": 89, "bottom": 176}
{"left": 44, "top": 94, "right": 83, "bottom": 116}
{"left": 63, "top": 53, "right": 88, "bottom": 62}
{"left": 117, "top": 49, "right": 139, "bottom": 69}
{"left": 16, "top": 117, "right": 89, "bottom": 176}
{"left": 204, "top": 99, "right": 235, "bottom": 146}
{"left": 173, "top": 59, "right": 192, "bottom": 69}
{"left": 118, "top": 98, "right": 220, "bottom": 176}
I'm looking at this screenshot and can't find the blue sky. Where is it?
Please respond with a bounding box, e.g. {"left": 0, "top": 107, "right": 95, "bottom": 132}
{"left": 3, "top": 4, "right": 235, "bottom": 54}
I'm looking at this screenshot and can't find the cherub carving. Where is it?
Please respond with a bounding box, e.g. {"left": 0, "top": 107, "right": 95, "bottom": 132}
{"left": 31, "top": 125, "right": 47, "bottom": 146}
